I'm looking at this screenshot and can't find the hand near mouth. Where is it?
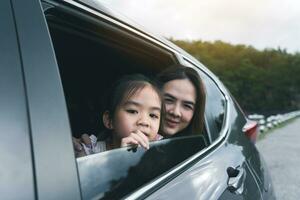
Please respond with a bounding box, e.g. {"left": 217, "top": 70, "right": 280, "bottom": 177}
{"left": 120, "top": 130, "right": 150, "bottom": 150}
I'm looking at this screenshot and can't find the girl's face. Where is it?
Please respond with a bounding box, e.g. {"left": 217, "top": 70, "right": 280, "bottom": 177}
{"left": 162, "top": 79, "right": 196, "bottom": 136}
{"left": 111, "top": 85, "right": 161, "bottom": 141}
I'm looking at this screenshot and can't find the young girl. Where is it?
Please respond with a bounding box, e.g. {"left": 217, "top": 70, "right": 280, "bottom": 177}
{"left": 76, "top": 74, "right": 164, "bottom": 156}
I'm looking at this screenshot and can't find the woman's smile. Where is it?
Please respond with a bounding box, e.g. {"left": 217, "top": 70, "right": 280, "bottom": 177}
{"left": 165, "top": 118, "right": 180, "bottom": 128}
{"left": 162, "top": 79, "right": 196, "bottom": 136}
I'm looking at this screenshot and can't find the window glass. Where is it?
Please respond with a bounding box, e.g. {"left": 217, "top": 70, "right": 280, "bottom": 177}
{"left": 78, "top": 136, "right": 206, "bottom": 199}
{"left": 202, "top": 74, "right": 226, "bottom": 141}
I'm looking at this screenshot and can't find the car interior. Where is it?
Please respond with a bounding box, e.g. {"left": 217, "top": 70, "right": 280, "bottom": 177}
{"left": 46, "top": 8, "right": 177, "bottom": 138}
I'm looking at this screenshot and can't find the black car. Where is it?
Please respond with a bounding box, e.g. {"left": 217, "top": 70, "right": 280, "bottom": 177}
{"left": 1, "top": 0, "right": 275, "bottom": 199}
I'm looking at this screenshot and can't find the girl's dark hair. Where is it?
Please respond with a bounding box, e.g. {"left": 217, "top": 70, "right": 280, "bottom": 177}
{"left": 157, "top": 65, "right": 206, "bottom": 136}
{"left": 103, "top": 74, "right": 164, "bottom": 131}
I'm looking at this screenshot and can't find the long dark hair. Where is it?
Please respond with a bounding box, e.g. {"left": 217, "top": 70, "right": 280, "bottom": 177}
{"left": 157, "top": 65, "right": 206, "bottom": 135}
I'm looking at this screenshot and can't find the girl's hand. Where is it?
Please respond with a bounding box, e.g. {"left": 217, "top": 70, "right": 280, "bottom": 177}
{"left": 120, "top": 130, "right": 150, "bottom": 150}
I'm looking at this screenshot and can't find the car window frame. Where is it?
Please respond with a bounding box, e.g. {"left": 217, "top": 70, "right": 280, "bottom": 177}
{"left": 42, "top": 1, "right": 208, "bottom": 199}
{"left": 42, "top": 0, "right": 232, "bottom": 199}
{"left": 43, "top": 1, "right": 226, "bottom": 198}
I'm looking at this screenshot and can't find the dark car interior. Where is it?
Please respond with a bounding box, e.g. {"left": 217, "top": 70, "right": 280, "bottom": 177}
{"left": 46, "top": 8, "right": 177, "bottom": 138}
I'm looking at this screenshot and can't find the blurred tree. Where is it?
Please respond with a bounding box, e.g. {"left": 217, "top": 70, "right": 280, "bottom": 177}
{"left": 171, "top": 39, "right": 300, "bottom": 114}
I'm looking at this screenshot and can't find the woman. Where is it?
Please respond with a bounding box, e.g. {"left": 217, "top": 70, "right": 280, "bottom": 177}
{"left": 157, "top": 65, "right": 206, "bottom": 137}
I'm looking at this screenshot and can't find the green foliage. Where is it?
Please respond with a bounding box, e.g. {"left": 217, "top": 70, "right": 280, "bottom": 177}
{"left": 172, "top": 39, "right": 300, "bottom": 114}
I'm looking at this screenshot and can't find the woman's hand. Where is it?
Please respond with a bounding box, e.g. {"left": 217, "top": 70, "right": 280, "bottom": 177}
{"left": 120, "top": 130, "right": 150, "bottom": 150}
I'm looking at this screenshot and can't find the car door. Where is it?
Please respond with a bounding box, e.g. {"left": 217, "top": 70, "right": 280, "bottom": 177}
{"left": 10, "top": 0, "right": 81, "bottom": 199}
{"left": 0, "top": 1, "right": 35, "bottom": 199}
{"left": 139, "top": 59, "right": 263, "bottom": 200}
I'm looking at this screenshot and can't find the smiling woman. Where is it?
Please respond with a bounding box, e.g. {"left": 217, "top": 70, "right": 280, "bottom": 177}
{"left": 162, "top": 79, "right": 196, "bottom": 135}
{"left": 157, "top": 66, "right": 206, "bottom": 137}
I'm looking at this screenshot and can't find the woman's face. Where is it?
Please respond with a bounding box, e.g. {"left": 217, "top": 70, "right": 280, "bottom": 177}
{"left": 162, "top": 79, "right": 196, "bottom": 136}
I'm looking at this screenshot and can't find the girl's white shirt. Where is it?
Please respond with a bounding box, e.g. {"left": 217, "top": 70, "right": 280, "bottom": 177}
{"left": 81, "top": 134, "right": 106, "bottom": 155}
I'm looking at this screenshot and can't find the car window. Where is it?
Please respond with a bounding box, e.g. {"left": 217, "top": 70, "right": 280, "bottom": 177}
{"left": 184, "top": 60, "right": 226, "bottom": 142}
{"left": 44, "top": 5, "right": 209, "bottom": 199}
{"left": 45, "top": 7, "right": 177, "bottom": 137}
{"left": 202, "top": 73, "right": 226, "bottom": 141}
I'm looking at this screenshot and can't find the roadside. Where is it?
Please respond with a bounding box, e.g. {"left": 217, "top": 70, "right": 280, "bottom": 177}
{"left": 256, "top": 118, "right": 300, "bottom": 200}
{"left": 258, "top": 117, "right": 297, "bottom": 140}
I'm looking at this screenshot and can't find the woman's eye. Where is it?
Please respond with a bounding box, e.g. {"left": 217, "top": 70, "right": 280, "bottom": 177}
{"left": 184, "top": 104, "right": 194, "bottom": 110}
{"left": 126, "top": 109, "right": 138, "bottom": 114}
{"left": 164, "top": 98, "right": 173, "bottom": 104}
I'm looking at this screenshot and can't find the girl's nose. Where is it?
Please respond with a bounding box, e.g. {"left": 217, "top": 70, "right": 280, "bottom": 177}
{"left": 137, "top": 115, "right": 150, "bottom": 127}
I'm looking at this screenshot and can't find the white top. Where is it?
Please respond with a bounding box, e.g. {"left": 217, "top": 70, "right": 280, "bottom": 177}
{"left": 81, "top": 134, "right": 106, "bottom": 155}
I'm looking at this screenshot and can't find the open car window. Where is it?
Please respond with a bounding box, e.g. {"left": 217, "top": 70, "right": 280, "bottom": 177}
{"left": 44, "top": 3, "right": 209, "bottom": 199}
{"left": 45, "top": 4, "right": 177, "bottom": 137}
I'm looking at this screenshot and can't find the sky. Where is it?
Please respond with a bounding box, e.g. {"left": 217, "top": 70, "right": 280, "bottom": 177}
{"left": 100, "top": 0, "right": 300, "bottom": 53}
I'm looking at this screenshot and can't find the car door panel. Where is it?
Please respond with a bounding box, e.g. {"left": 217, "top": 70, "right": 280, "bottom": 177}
{"left": 11, "top": 0, "right": 81, "bottom": 199}
{"left": 146, "top": 142, "right": 262, "bottom": 200}
{"left": 0, "top": 0, "right": 35, "bottom": 199}
{"left": 227, "top": 97, "right": 275, "bottom": 199}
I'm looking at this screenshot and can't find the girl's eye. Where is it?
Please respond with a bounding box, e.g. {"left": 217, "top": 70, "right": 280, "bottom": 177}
{"left": 150, "top": 113, "right": 159, "bottom": 119}
{"left": 126, "top": 109, "right": 138, "bottom": 114}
